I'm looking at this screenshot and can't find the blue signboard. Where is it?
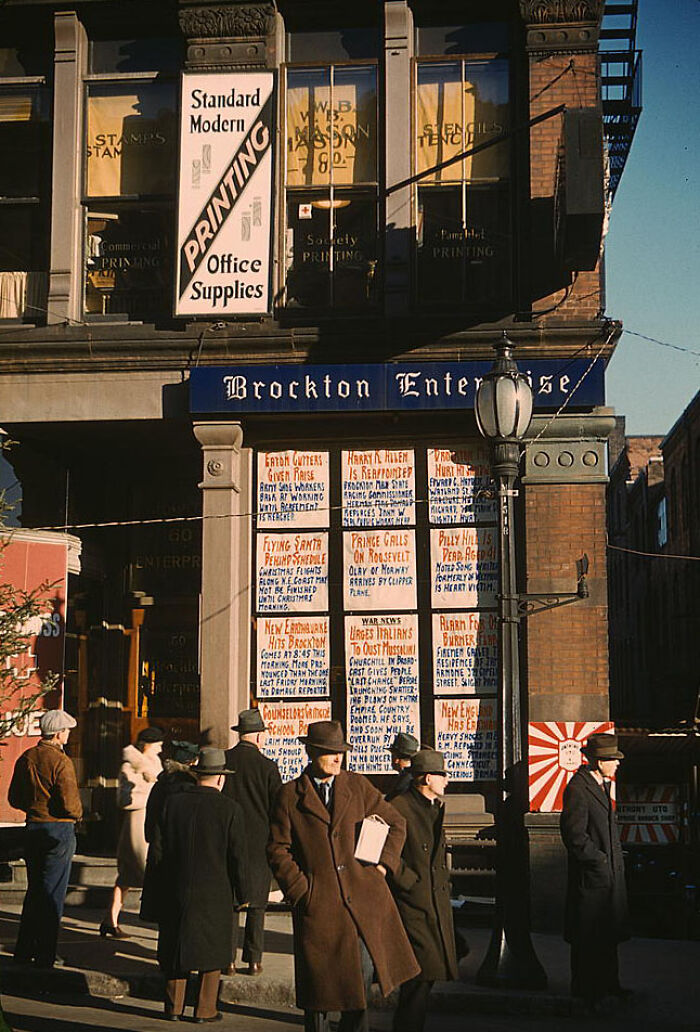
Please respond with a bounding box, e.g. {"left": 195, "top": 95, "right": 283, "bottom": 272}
{"left": 189, "top": 360, "right": 604, "bottom": 414}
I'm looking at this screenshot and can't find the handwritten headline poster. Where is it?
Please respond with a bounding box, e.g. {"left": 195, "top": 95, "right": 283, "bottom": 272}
{"left": 342, "top": 449, "right": 416, "bottom": 527}
{"left": 427, "top": 446, "right": 495, "bottom": 524}
{"left": 432, "top": 611, "right": 498, "bottom": 695}
{"left": 434, "top": 698, "right": 497, "bottom": 781}
{"left": 257, "top": 616, "right": 329, "bottom": 698}
{"left": 344, "top": 530, "right": 417, "bottom": 611}
{"left": 345, "top": 615, "right": 420, "bottom": 774}
{"left": 259, "top": 700, "right": 332, "bottom": 782}
{"left": 430, "top": 527, "right": 498, "bottom": 608}
{"left": 256, "top": 532, "right": 328, "bottom": 612}
{"left": 257, "top": 451, "right": 329, "bottom": 528}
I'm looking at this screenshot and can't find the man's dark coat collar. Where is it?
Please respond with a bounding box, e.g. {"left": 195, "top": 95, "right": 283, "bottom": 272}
{"left": 296, "top": 768, "right": 352, "bottom": 827}
{"left": 576, "top": 765, "right": 611, "bottom": 810}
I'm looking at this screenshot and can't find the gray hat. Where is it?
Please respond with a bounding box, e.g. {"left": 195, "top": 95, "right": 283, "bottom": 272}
{"left": 389, "top": 732, "right": 420, "bottom": 758}
{"left": 191, "top": 747, "right": 235, "bottom": 776}
{"left": 411, "top": 749, "right": 448, "bottom": 776}
{"left": 299, "top": 720, "right": 352, "bottom": 753}
{"left": 583, "top": 733, "right": 624, "bottom": 761}
{"left": 39, "top": 710, "right": 77, "bottom": 736}
{"left": 231, "top": 708, "right": 266, "bottom": 734}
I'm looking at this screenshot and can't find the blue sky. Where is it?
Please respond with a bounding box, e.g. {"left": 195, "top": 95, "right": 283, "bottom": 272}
{"left": 604, "top": 0, "right": 700, "bottom": 435}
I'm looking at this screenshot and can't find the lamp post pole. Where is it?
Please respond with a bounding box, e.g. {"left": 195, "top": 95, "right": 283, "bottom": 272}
{"left": 475, "top": 339, "right": 547, "bottom": 989}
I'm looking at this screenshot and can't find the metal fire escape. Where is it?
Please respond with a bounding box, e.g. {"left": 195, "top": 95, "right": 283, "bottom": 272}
{"left": 600, "top": 1, "right": 642, "bottom": 200}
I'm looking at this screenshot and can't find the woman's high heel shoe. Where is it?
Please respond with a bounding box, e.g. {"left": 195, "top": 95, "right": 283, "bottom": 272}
{"left": 99, "top": 920, "right": 129, "bottom": 938}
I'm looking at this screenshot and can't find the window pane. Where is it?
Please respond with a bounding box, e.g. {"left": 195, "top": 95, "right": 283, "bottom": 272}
{"left": 416, "top": 59, "right": 509, "bottom": 183}
{"left": 85, "top": 207, "right": 172, "bottom": 320}
{"left": 0, "top": 89, "right": 51, "bottom": 198}
{"left": 285, "top": 196, "right": 331, "bottom": 308}
{"left": 86, "top": 82, "right": 177, "bottom": 197}
{"left": 89, "top": 37, "right": 182, "bottom": 74}
{"left": 286, "top": 67, "right": 376, "bottom": 187}
{"left": 417, "top": 23, "right": 509, "bottom": 56}
{"left": 333, "top": 196, "right": 378, "bottom": 307}
{"left": 417, "top": 184, "right": 510, "bottom": 306}
{"left": 288, "top": 29, "right": 379, "bottom": 62}
{"left": 0, "top": 207, "right": 48, "bottom": 320}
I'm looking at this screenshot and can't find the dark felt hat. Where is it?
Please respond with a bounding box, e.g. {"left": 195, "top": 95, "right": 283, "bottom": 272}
{"left": 583, "top": 733, "right": 624, "bottom": 761}
{"left": 170, "top": 740, "right": 199, "bottom": 764}
{"left": 191, "top": 747, "right": 235, "bottom": 776}
{"left": 389, "top": 732, "right": 420, "bottom": 758}
{"left": 231, "top": 708, "right": 266, "bottom": 734}
{"left": 137, "top": 726, "right": 164, "bottom": 744}
{"left": 299, "top": 720, "right": 352, "bottom": 753}
{"left": 411, "top": 748, "right": 448, "bottom": 775}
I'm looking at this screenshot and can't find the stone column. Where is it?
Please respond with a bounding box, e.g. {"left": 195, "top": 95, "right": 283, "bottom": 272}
{"left": 384, "top": 1, "right": 414, "bottom": 318}
{"left": 193, "top": 422, "right": 252, "bottom": 748}
{"left": 47, "top": 11, "right": 86, "bottom": 325}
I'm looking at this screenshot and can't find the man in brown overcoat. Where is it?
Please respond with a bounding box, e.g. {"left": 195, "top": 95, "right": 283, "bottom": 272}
{"left": 267, "top": 720, "right": 419, "bottom": 1032}
{"left": 388, "top": 749, "right": 457, "bottom": 1032}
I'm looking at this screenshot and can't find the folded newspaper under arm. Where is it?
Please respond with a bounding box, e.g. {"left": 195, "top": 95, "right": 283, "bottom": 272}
{"left": 354, "top": 813, "right": 390, "bottom": 864}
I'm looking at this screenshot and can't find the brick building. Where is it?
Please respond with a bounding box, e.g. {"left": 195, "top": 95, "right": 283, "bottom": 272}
{"left": 0, "top": 0, "right": 640, "bottom": 925}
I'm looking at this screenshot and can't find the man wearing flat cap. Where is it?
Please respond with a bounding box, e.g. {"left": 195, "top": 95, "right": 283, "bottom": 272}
{"left": 388, "top": 749, "right": 457, "bottom": 1032}
{"left": 560, "top": 733, "right": 630, "bottom": 1010}
{"left": 223, "top": 708, "right": 282, "bottom": 975}
{"left": 142, "top": 747, "right": 249, "bottom": 1022}
{"left": 385, "top": 732, "right": 420, "bottom": 802}
{"left": 8, "top": 708, "right": 82, "bottom": 968}
{"left": 267, "top": 719, "right": 420, "bottom": 1032}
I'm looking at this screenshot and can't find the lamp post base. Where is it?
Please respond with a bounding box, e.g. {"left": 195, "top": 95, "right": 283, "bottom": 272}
{"left": 476, "top": 923, "right": 548, "bottom": 990}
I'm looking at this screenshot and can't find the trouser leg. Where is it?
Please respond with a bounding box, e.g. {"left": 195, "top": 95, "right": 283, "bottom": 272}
{"left": 392, "top": 977, "right": 433, "bottom": 1032}
{"left": 165, "top": 977, "right": 187, "bottom": 1017}
{"left": 15, "top": 827, "right": 45, "bottom": 961}
{"left": 337, "top": 935, "right": 374, "bottom": 1032}
{"left": 36, "top": 823, "right": 76, "bottom": 965}
{"left": 241, "top": 906, "right": 265, "bottom": 964}
{"left": 195, "top": 969, "right": 221, "bottom": 1020}
{"left": 571, "top": 941, "right": 617, "bottom": 1001}
{"left": 304, "top": 1012, "right": 331, "bottom": 1032}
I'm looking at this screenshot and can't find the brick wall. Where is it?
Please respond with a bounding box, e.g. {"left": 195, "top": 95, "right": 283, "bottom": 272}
{"left": 524, "top": 482, "right": 609, "bottom": 719}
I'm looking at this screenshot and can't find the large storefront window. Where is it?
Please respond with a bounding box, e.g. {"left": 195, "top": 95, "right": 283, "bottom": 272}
{"left": 83, "top": 80, "right": 177, "bottom": 320}
{"left": 0, "top": 88, "right": 51, "bottom": 321}
{"left": 284, "top": 65, "right": 378, "bottom": 310}
{"left": 415, "top": 58, "right": 511, "bottom": 308}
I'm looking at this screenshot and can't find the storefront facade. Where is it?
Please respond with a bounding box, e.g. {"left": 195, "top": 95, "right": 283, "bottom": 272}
{"left": 0, "top": 0, "right": 635, "bottom": 918}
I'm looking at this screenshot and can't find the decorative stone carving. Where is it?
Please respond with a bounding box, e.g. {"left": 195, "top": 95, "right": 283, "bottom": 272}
{"left": 518, "top": 0, "right": 603, "bottom": 23}
{"left": 523, "top": 439, "right": 606, "bottom": 483}
{"left": 179, "top": 4, "right": 275, "bottom": 40}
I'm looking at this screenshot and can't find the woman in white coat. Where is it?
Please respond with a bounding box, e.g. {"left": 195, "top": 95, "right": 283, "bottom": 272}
{"left": 100, "top": 727, "right": 164, "bottom": 937}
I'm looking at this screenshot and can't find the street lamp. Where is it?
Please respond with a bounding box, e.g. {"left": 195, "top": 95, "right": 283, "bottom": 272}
{"left": 474, "top": 335, "right": 547, "bottom": 989}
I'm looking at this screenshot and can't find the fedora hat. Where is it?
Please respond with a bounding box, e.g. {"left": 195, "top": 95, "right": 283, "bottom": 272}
{"left": 389, "top": 732, "right": 420, "bottom": 758}
{"left": 231, "top": 708, "right": 266, "bottom": 734}
{"left": 191, "top": 747, "right": 235, "bottom": 776}
{"left": 299, "top": 720, "right": 352, "bottom": 753}
{"left": 410, "top": 748, "right": 448, "bottom": 776}
{"left": 583, "top": 733, "right": 624, "bottom": 761}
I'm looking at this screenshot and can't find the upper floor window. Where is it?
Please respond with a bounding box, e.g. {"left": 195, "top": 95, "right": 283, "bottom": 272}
{"left": 283, "top": 62, "right": 378, "bottom": 310}
{"left": 0, "top": 12, "right": 52, "bottom": 322}
{"left": 414, "top": 56, "right": 511, "bottom": 309}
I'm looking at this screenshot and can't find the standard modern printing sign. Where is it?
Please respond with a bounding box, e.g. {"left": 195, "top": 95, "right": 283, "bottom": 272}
{"left": 175, "top": 72, "right": 275, "bottom": 317}
{"left": 190, "top": 360, "right": 605, "bottom": 413}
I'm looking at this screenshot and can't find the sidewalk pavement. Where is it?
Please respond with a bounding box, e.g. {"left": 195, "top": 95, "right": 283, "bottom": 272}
{"left": 0, "top": 899, "right": 698, "bottom": 1027}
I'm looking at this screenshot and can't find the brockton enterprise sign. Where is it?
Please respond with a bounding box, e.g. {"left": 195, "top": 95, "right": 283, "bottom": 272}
{"left": 190, "top": 360, "right": 605, "bottom": 414}
{"left": 175, "top": 72, "right": 275, "bottom": 317}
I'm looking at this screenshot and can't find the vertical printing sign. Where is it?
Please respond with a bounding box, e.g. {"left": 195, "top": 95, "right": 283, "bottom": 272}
{"left": 176, "top": 72, "right": 275, "bottom": 316}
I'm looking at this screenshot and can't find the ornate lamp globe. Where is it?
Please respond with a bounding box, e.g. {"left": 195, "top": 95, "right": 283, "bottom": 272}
{"left": 475, "top": 337, "right": 534, "bottom": 443}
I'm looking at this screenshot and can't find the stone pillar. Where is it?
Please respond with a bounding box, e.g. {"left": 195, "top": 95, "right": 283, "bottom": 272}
{"left": 384, "top": 1, "right": 414, "bottom": 318}
{"left": 521, "top": 406, "right": 615, "bottom": 933}
{"left": 47, "top": 11, "right": 86, "bottom": 325}
{"left": 193, "top": 422, "right": 252, "bottom": 748}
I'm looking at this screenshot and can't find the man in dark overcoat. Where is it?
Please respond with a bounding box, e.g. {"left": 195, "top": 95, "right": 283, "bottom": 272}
{"left": 385, "top": 732, "right": 420, "bottom": 802}
{"left": 144, "top": 739, "right": 198, "bottom": 843}
{"left": 388, "top": 749, "right": 457, "bottom": 1032}
{"left": 560, "top": 733, "right": 630, "bottom": 1008}
{"left": 141, "top": 747, "right": 249, "bottom": 1022}
{"left": 223, "top": 708, "right": 282, "bottom": 975}
{"left": 267, "top": 720, "right": 420, "bottom": 1032}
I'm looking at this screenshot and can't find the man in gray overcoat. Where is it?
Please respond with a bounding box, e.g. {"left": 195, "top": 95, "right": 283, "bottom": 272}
{"left": 267, "top": 720, "right": 420, "bottom": 1032}
{"left": 142, "top": 748, "right": 249, "bottom": 1022}
{"left": 388, "top": 749, "right": 457, "bottom": 1032}
{"left": 223, "top": 708, "right": 282, "bottom": 975}
{"left": 560, "top": 733, "right": 630, "bottom": 1010}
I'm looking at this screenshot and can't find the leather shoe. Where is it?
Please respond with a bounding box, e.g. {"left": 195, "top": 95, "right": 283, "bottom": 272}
{"left": 194, "top": 1013, "right": 223, "bottom": 1024}
{"left": 247, "top": 962, "right": 263, "bottom": 976}
{"left": 100, "top": 921, "right": 130, "bottom": 938}
{"left": 34, "top": 955, "right": 66, "bottom": 969}
{"left": 221, "top": 962, "right": 236, "bottom": 976}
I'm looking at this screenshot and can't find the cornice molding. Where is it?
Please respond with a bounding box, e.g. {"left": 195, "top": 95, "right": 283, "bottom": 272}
{"left": 179, "top": 3, "right": 275, "bottom": 40}
{"left": 519, "top": 0, "right": 604, "bottom": 24}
